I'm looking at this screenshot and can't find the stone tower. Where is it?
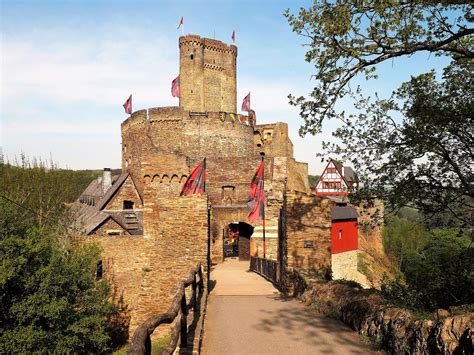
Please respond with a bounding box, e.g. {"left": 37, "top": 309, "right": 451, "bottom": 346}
{"left": 179, "top": 35, "right": 237, "bottom": 113}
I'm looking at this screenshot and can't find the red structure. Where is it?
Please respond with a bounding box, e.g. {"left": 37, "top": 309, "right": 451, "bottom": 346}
{"left": 331, "top": 205, "right": 358, "bottom": 254}
{"left": 314, "top": 158, "right": 356, "bottom": 196}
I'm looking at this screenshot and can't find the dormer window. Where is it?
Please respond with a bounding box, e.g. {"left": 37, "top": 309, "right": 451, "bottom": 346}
{"left": 123, "top": 200, "right": 134, "bottom": 210}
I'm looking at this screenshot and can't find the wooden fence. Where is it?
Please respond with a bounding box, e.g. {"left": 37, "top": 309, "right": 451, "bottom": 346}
{"left": 128, "top": 262, "right": 205, "bottom": 355}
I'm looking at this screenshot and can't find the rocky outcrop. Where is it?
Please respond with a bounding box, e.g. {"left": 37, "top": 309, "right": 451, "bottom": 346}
{"left": 298, "top": 277, "right": 472, "bottom": 354}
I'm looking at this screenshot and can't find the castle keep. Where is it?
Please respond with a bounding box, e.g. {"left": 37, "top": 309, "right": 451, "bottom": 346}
{"left": 76, "top": 34, "right": 365, "bottom": 336}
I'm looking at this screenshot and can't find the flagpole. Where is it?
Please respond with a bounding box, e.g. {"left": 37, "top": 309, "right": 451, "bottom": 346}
{"left": 203, "top": 158, "right": 206, "bottom": 193}
{"left": 262, "top": 156, "right": 266, "bottom": 259}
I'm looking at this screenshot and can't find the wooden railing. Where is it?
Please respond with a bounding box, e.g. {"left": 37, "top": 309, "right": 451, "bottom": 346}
{"left": 128, "top": 262, "right": 205, "bottom": 355}
{"left": 250, "top": 256, "right": 279, "bottom": 286}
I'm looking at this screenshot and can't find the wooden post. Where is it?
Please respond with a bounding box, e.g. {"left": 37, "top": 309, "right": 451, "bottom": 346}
{"left": 179, "top": 295, "right": 188, "bottom": 348}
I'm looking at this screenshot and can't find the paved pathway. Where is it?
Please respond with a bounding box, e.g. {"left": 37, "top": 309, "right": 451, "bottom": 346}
{"left": 201, "top": 259, "right": 374, "bottom": 355}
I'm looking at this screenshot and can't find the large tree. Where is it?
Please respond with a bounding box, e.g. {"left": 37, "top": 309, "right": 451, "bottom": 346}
{"left": 285, "top": 1, "right": 473, "bottom": 225}
{"left": 0, "top": 158, "right": 120, "bottom": 353}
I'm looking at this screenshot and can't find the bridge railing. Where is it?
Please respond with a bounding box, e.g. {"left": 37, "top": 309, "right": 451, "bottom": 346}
{"left": 128, "top": 262, "right": 205, "bottom": 355}
{"left": 250, "top": 256, "right": 278, "bottom": 286}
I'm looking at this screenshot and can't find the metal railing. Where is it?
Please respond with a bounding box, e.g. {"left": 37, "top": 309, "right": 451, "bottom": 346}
{"left": 128, "top": 262, "right": 204, "bottom": 355}
{"left": 250, "top": 256, "right": 279, "bottom": 286}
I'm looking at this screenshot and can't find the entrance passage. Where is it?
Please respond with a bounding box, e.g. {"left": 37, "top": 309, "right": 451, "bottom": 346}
{"left": 224, "top": 222, "right": 254, "bottom": 261}
{"left": 202, "top": 259, "right": 372, "bottom": 354}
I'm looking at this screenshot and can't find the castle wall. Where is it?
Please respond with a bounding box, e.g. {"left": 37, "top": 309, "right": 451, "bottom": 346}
{"left": 254, "top": 122, "right": 294, "bottom": 158}
{"left": 93, "top": 218, "right": 130, "bottom": 236}
{"left": 89, "top": 236, "right": 155, "bottom": 335}
{"left": 286, "top": 192, "right": 332, "bottom": 274}
{"left": 96, "top": 191, "right": 209, "bottom": 338}
{"left": 122, "top": 108, "right": 254, "bottom": 195}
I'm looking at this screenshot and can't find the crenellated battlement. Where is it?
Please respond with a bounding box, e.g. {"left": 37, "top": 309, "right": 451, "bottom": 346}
{"left": 179, "top": 35, "right": 237, "bottom": 56}
{"left": 121, "top": 107, "right": 253, "bottom": 135}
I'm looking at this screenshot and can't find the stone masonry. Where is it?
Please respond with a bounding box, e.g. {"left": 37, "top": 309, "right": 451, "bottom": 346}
{"left": 82, "top": 34, "right": 343, "bottom": 337}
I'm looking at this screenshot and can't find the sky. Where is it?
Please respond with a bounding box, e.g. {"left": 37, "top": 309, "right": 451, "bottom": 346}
{"left": 0, "top": 0, "right": 451, "bottom": 174}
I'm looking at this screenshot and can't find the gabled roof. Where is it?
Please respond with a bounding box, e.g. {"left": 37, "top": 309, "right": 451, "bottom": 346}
{"left": 315, "top": 158, "right": 356, "bottom": 189}
{"left": 74, "top": 172, "right": 143, "bottom": 235}
{"left": 96, "top": 173, "right": 130, "bottom": 210}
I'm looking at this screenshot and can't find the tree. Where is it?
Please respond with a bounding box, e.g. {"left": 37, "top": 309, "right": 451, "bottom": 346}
{"left": 382, "top": 215, "right": 428, "bottom": 270}
{"left": 0, "top": 158, "right": 119, "bottom": 353}
{"left": 285, "top": 1, "right": 473, "bottom": 225}
{"left": 382, "top": 227, "right": 473, "bottom": 310}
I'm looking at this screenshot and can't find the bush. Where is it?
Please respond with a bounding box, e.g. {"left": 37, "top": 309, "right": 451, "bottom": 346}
{"left": 0, "top": 157, "right": 118, "bottom": 353}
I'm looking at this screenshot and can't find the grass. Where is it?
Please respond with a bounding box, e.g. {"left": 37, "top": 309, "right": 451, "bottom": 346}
{"left": 113, "top": 334, "right": 171, "bottom": 355}
{"left": 357, "top": 253, "right": 370, "bottom": 276}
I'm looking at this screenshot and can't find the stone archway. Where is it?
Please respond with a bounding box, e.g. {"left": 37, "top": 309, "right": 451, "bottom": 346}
{"left": 226, "top": 222, "right": 254, "bottom": 261}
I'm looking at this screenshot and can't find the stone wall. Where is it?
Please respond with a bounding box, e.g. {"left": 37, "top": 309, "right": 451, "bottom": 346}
{"left": 286, "top": 192, "right": 332, "bottom": 274}
{"left": 297, "top": 276, "right": 472, "bottom": 354}
{"left": 105, "top": 176, "right": 142, "bottom": 211}
{"left": 92, "top": 192, "right": 209, "bottom": 338}
{"left": 254, "top": 122, "right": 293, "bottom": 158}
{"left": 121, "top": 108, "right": 255, "bottom": 195}
{"left": 93, "top": 218, "right": 130, "bottom": 236}
{"left": 179, "top": 35, "right": 237, "bottom": 113}
{"left": 331, "top": 250, "right": 368, "bottom": 287}
{"left": 89, "top": 236, "right": 155, "bottom": 335}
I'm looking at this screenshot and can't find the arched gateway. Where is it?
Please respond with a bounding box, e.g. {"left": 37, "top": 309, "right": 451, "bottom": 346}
{"left": 224, "top": 222, "right": 254, "bottom": 260}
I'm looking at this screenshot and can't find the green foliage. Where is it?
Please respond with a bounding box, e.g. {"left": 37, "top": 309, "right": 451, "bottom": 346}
{"left": 285, "top": 1, "right": 472, "bottom": 134}
{"left": 0, "top": 157, "right": 119, "bottom": 353}
{"left": 381, "top": 228, "right": 473, "bottom": 311}
{"left": 285, "top": 1, "right": 473, "bottom": 226}
{"left": 357, "top": 253, "right": 369, "bottom": 276}
{"left": 383, "top": 216, "right": 429, "bottom": 270}
{"left": 308, "top": 174, "right": 320, "bottom": 189}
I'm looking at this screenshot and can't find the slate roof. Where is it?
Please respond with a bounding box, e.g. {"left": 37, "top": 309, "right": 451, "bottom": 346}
{"left": 73, "top": 172, "right": 143, "bottom": 235}
{"left": 331, "top": 205, "right": 359, "bottom": 221}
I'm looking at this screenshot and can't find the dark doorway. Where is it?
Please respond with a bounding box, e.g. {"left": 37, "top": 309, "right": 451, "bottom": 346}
{"left": 224, "top": 222, "right": 254, "bottom": 261}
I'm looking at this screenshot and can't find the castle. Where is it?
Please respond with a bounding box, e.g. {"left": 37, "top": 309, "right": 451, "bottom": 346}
{"left": 75, "top": 34, "right": 370, "bottom": 336}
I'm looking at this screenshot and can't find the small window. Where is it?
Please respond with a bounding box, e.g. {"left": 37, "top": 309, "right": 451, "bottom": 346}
{"left": 96, "top": 260, "right": 103, "bottom": 280}
{"left": 190, "top": 54, "right": 194, "bottom": 60}
{"left": 123, "top": 200, "right": 134, "bottom": 210}
{"left": 339, "top": 230, "right": 342, "bottom": 239}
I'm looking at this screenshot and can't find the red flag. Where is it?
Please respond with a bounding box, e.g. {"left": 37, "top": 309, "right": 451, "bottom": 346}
{"left": 123, "top": 94, "right": 132, "bottom": 114}
{"left": 231, "top": 30, "right": 235, "bottom": 43}
{"left": 247, "top": 159, "right": 265, "bottom": 221}
{"left": 177, "top": 16, "right": 184, "bottom": 29}
{"left": 171, "top": 75, "right": 180, "bottom": 98}
{"left": 241, "top": 92, "right": 250, "bottom": 112}
{"left": 181, "top": 159, "right": 206, "bottom": 196}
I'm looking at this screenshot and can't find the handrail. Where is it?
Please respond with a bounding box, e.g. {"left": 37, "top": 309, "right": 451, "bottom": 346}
{"left": 128, "top": 262, "right": 204, "bottom": 355}
{"left": 250, "top": 256, "right": 279, "bottom": 287}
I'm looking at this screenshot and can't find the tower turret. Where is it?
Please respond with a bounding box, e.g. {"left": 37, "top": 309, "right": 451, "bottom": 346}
{"left": 179, "top": 35, "right": 237, "bottom": 113}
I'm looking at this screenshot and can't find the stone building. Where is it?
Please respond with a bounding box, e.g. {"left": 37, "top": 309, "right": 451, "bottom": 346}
{"left": 75, "top": 34, "right": 357, "bottom": 336}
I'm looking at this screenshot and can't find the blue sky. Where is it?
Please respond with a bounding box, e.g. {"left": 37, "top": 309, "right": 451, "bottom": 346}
{"left": 0, "top": 0, "right": 451, "bottom": 173}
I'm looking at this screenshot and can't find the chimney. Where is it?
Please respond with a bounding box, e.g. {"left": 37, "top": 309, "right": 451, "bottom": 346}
{"left": 102, "top": 168, "right": 112, "bottom": 195}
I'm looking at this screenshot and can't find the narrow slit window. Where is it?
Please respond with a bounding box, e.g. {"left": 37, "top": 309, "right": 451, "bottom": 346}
{"left": 339, "top": 230, "right": 342, "bottom": 239}
{"left": 96, "top": 260, "right": 103, "bottom": 280}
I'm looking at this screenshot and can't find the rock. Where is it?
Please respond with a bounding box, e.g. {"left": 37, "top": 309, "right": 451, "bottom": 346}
{"left": 436, "top": 309, "right": 450, "bottom": 319}
{"left": 296, "top": 273, "right": 473, "bottom": 354}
